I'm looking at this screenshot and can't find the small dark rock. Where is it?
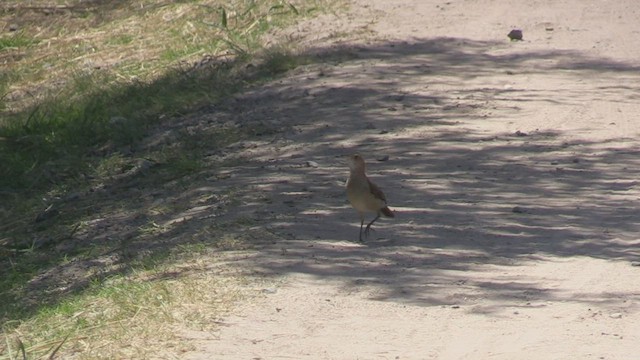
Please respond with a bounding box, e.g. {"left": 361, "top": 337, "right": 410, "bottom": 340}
{"left": 631, "top": 261, "right": 640, "bottom": 267}
{"left": 512, "top": 206, "right": 526, "bottom": 214}
{"left": 514, "top": 130, "right": 527, "bottom": 137}
{"left": 377, "top": 155, "right": 389, "bottom": 162}
{"left": 508, "top": 29, "right": 523, "bottom": 41}
{"left": 9, "top": 24, "right": 19, "bottom": 32}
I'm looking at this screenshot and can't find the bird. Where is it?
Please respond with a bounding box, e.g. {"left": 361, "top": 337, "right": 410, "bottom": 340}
{"left": 346, "top": 154, "right": 395, "bottom": 241}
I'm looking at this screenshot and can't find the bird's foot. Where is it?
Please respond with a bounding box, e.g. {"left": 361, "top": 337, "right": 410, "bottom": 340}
{"left": 364, "top": 225, "right": 375, "bottom": 239}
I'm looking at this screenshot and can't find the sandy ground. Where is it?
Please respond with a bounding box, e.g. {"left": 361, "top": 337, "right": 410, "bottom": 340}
{"left": 182, "top": 1, "right": 640, "bottom": 359}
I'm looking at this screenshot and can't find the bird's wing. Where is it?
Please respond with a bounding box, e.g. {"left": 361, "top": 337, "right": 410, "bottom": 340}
{"left": 367, "top": 178, "right": 387, "bottom": 203}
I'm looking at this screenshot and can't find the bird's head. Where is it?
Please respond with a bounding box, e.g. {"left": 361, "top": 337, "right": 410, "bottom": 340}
{"left": 346, "top": 154, "right": 366, "bottom": 171}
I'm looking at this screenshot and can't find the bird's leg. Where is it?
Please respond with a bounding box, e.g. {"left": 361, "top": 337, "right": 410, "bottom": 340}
{"left": 359, "top": 214, "right": 365, "bottom": 242}
{"left": 364, "top": 212, "right": 381, "bottom": 239}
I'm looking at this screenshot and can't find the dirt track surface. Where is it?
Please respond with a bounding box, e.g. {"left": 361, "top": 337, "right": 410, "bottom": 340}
{"left": 183, "top": 1, "right": 640, "bottom": 359}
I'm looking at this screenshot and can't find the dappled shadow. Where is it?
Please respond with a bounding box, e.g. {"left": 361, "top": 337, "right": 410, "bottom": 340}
{"left": 3, "top": 35, "right": 640, "bottom": 323}
{"left": 209, "top": 37, "right": 640, "bottom": 310}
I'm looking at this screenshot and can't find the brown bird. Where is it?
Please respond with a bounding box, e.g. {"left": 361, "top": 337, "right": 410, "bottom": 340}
{"left": 346, "top": 154, "right": 395, "bottom": 241}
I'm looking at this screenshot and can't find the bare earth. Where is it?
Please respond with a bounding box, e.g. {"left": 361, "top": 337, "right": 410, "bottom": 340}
{"left": 183, "top": 1, "right": 640, "bottom": 359}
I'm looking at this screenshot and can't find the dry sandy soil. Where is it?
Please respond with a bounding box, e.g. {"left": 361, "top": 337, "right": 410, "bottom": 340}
{"left": 183, "top": 0, "right": 640, "bottom": 359}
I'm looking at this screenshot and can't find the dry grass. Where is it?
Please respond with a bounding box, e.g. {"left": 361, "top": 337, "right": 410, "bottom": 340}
{"left": 0, "top": 0, "right": 334, "bottom": 358}
{"left": 1, "top": 0, "right": 318, "bottom": 112}
{"left": 3, "top": 248, "right": 275, "bottom": 359}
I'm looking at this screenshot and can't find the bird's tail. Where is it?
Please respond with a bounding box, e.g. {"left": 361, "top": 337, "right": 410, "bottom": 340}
{"left": 381, "top": 206, "right": 395, "bottom": 218}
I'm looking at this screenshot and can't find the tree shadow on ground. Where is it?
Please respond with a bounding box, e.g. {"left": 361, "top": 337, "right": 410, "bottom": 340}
{"left": 218, "top": 37, "right": 640, "bottom": 309}
{"left": 3, "top": 36, "right": 640, "bottom": 323}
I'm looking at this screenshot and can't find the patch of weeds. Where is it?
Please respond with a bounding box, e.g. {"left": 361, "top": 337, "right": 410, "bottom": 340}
{"left": 261, "top": 45, "right": 309, "bottom": 76}
{"left": 94, "top": 153, "right": 131, "bottom": 178}
{"left": 105, "top": 34, "right": 134, "bottom": 46}
{"left": 1, "top": 246, "right": 265, "bottom": 359}
{"left": 0, "top": 33, "right": 37, "bottom": 51}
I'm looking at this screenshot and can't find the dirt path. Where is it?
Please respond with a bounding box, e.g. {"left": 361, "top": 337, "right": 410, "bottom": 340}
{"left": 183, "top": 1, "right": 640, "bottom": 358}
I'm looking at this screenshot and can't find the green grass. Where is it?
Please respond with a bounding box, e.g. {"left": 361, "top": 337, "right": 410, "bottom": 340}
{"left": 0, "top": 0, "right": 326, "bottom": 194}
{"left": 0, "top": 34, "right": 37, "bottom": 51}
{"left": 0, "top": 0, "right": 338, "bottom": 358}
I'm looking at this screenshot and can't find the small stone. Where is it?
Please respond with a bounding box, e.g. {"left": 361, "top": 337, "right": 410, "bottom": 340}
{"left": 377, "top": 155, "right": 389, "bottom": 162}
{"left": 305, "top": 161, "right": 319, "bottom": 168}
{"left": 9, "top": 24, "right": 19, "bottom": 32}
{"left": 262, "top": 288, "right": 277, "bottom": 294}
{"left": 609, "top": 313, "right": 623, "bottom": 319}
{"left": 508, "top": 29, "right": 523, "bottom": 41}
{"left": 512, "top": 206, "right": 526, "bottom": 214}
{"left": 451, "top": 305, "right": 460, "bottom": 309}
{"left": 545, "top": 27, "right": 554, "bottom": 31}
{"left": 630, "top": 261, "right": 640, "bottom": 267}
{"left": 514, "top": 130, "right": 527, "bottom": 137}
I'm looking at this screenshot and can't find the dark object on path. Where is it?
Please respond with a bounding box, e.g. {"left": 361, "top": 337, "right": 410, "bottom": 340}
{"left": 508, "top": 29, "right": 523, "bottom": 41}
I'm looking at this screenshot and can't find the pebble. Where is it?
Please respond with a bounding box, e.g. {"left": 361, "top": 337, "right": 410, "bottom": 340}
{"left": 609, "top": 313, "right": 623, "bottom": 319}
{"left": 508, "top": 29, "right": 523, "bottom": 41}
{"left": 512, "top": 206, "right": 526, "bottom": 214}
{"left": 305, "top": 161, "right": 319, "bottom": 168}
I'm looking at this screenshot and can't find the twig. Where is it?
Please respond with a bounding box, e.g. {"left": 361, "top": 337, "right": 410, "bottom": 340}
{"left": 47, "top": 333, "right": 70, "bottom": 360}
